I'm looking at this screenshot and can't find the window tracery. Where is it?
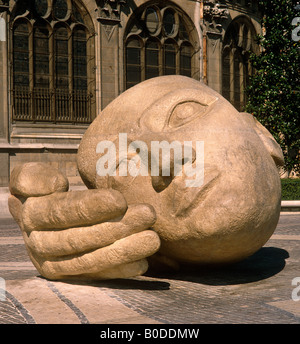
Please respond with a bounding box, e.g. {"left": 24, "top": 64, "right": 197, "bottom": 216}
{"left": 222, "top": 17, "right": 258, "bottom": 111}
{"left": 125, "top": 3, "right": 198, "bottom": 89}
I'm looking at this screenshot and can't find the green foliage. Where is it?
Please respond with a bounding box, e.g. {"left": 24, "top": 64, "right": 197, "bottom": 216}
{"left": 281, "top": 178, "right": 300, "bottom": 199}
{"left": 245, "top": 0, "right": 300, "bottom": 176}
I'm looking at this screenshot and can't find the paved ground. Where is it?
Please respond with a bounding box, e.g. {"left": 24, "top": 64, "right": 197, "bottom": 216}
{"left": 0, "top": 212, "right": 299, "bottom": 325}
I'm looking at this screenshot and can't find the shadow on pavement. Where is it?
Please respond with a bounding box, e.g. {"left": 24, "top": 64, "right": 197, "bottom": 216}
{"left": 36, "top": 246, "right": 289, "bottom": 290}
{"left": 93, "top": 278, "right": 171, "bottom": 290}
{"left": 53, "top": 276, "right": 171, "bottom": 291}
{"left": 147, "top": 246, "right": 289, "bottom": 286}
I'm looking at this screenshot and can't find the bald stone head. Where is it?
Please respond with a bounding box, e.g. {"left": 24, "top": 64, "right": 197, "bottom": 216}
{"left": 77, "top": 75, "right": 284, "bottom": 266}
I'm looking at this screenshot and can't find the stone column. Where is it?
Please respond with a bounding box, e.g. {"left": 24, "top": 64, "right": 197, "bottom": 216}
{"left": 203, "top": 1, "right": 229, "bottom": 94}
{"left": 96, "top": 0, "right": 126, "bottom": 110}
{"left": 0, "top": 4, "right": 9, "bottom": 186}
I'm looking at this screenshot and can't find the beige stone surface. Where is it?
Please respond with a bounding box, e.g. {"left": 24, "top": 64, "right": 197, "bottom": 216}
{"left": 9, "top": 162, "right": 69, "bottom": 197}
{"left": 78, "top": 75, "right": 284, "bottom": 266}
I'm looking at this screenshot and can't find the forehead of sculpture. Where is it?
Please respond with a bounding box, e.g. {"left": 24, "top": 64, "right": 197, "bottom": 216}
{"left": 96, "top": 76, "right": 221, "bottom": 134}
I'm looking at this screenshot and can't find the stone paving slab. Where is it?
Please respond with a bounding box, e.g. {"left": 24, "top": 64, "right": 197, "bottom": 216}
{"left": 4, "top": 278, "right": 159, "bottom": 324}
{"left": 0, "top": 213, "right": 299, "bottom": 325}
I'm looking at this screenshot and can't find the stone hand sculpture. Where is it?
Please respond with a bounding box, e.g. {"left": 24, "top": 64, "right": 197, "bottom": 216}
{"left": 8, "top": 75, "right": 284, "bottom": 280}
{"left": 8, "top": 163, "right": 160, "bottom": 280}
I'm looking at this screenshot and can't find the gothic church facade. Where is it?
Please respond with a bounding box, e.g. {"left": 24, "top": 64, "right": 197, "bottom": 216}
{"left": 0, "top": 0, "right": 261, "bottom": 186}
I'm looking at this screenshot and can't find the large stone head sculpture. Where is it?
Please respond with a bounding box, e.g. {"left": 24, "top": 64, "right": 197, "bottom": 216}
{"left": 77, "top": 75, "right": 284, "bottom": 266}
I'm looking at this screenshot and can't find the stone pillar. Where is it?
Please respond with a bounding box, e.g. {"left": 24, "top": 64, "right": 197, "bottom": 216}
{"left": 0, "top": 4, "right": 9, "bottom": 186}
{"left": 96, "top": 0, "right": 126, "bottom": 110}
{"left": 203, "top": 1, "right": 229, "bottom": 94}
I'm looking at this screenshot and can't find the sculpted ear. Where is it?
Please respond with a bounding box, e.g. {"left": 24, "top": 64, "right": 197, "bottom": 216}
{"left": 139, "top": 88, "right": 218, "bottom": 133}
{"left": 240, "top": 112, "right": 284, "bottom": 167}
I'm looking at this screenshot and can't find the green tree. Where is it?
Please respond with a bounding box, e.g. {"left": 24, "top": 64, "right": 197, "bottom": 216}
{"left": 246, "top": 0, "right": 300, "bottom": 177}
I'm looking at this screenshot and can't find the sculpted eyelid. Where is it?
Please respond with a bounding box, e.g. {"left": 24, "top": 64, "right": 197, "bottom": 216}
{"left": 139, "top": 89, "right": 218, "bottom": 132}
{"left": 167, "top": 101, "right": 211, "bottom": 129}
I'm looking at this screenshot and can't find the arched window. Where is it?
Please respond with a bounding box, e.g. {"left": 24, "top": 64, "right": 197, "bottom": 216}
{"left": 145, "top": 39, "right": 160, "bottom": 80}
{"left": 12, "top": 21, "right": 30, "bottom": 119}
{"left": 222, "top": 17, "right": 258, "bottom": 111}
{"left": 164, "top": 40, "right": 177, "bottom": 75}
{"left": 11, "top": 0, "right": 95, "bottom": 123}
{"left": 126, "top": 38, "right": 142, "bottom": 90}
{"left": 54, "top": 25, "right": 69, "bottom": 90}
{"left": 125, "top": 3, "right": 198, "bottom": 89}
{"left": 180, "top": 43, "right": 193, "bottom": 77}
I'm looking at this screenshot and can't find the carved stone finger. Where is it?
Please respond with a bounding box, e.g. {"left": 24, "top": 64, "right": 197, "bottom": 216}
{"left": 8, "top": 195, "right": 24, "bottom": 230}
{"left": 9, "top": 162, "right": 69, "bottom": 197}
{"left": 38, "top": 231, "right": 161, "bottom": 279}
{"left": 27, "top": 204, "right": 156, "bottom": 257}
{"left": 60, "top": 259, "right": 150, "bottom": 280}
{"left": 22, "top": 189, "right": 127, "bottom": 232}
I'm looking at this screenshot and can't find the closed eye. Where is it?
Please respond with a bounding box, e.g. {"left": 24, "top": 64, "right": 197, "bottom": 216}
{"left": 139, "top": 87, "right": 218, "bottom": 133}
{"left": 168, "top": 101, "right": 208, "bottom": 129}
